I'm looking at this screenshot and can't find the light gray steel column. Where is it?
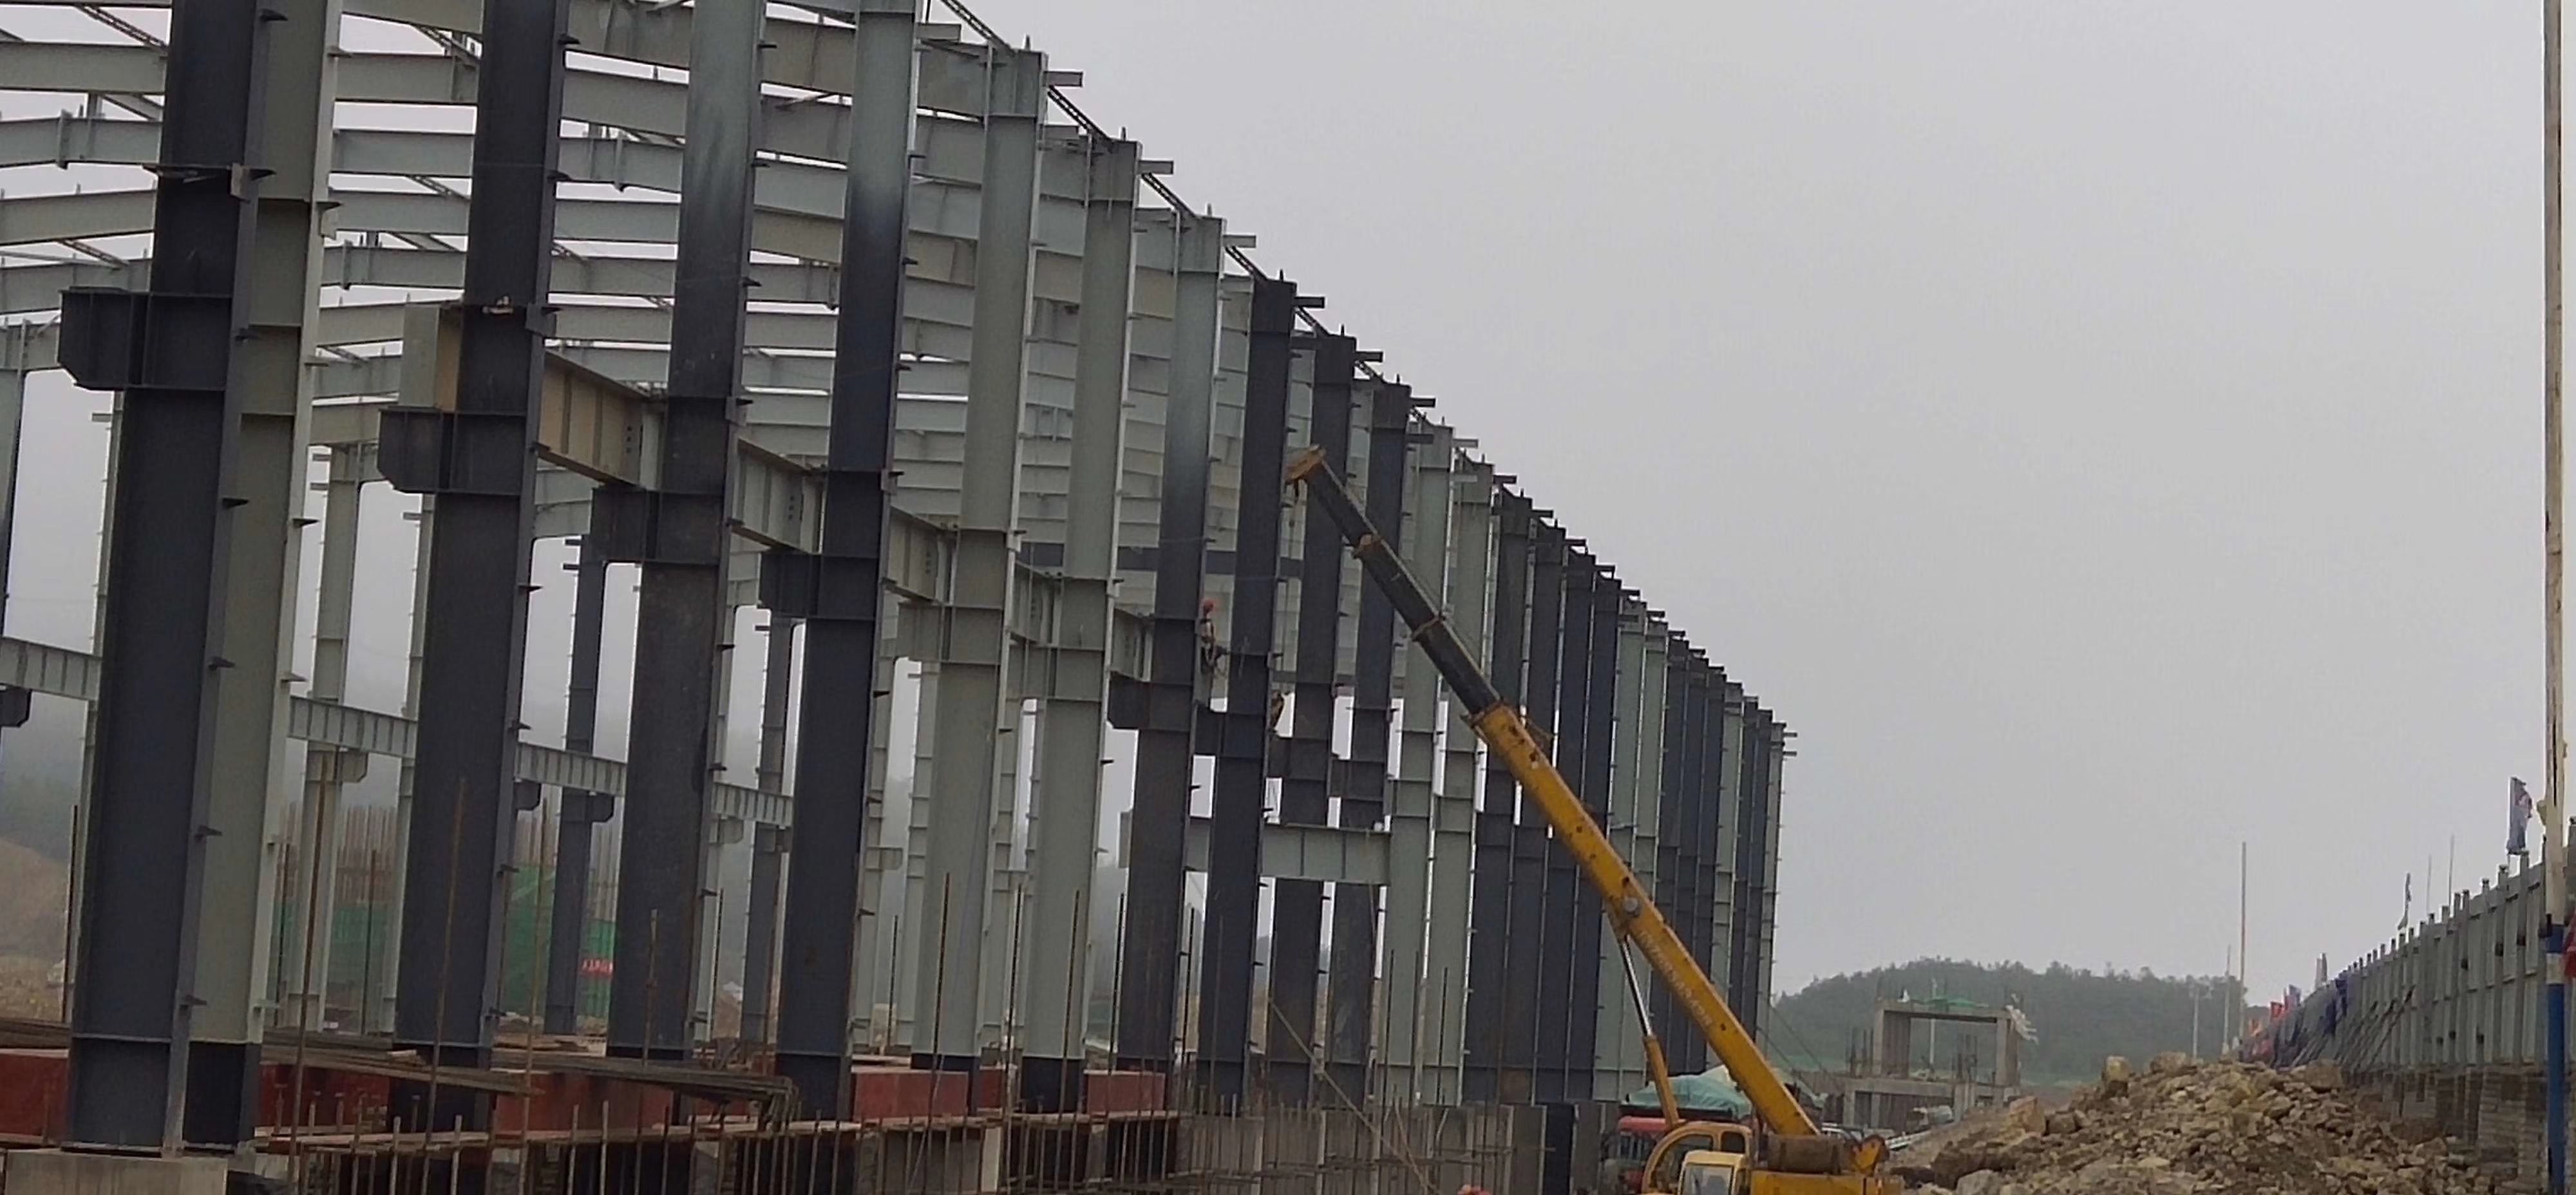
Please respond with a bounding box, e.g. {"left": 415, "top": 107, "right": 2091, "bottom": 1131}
{"left": 1757, "top": 719, "right": 1785, "bottom": 1020}
{"left": 376, "top": 500, "right": 432, "bottom": 1035}
{"left": 1614, "top": 616, "right": 1670, "bottom": 1091}
{"left": 1594, "top": 597, "right": 1652, "bottom": 1100}
{"left": 755, "top": 617, "right": 799, "bottom": 796}
{"left": 740, "top": 823, "right": 787, "bottom": 1044}
{"left": 911, "top": 44, "right": 1045, "bottom": 1078}
{"left": 1425, "top": 455, "right": 1491, "bottom": 1106}
{"left": 283, "top": 447, "right": 368, "bottom": 1031}
{"left": 1383, "top": 422, "right": 1454, "bottom": 1100}
{"left": 186, "top": 0, "right": 338, "bottom": 1145}
{"left": 853, "top": 621, "right": 902, "bottom": 1048}
{"left": 893, "top": 657, "right": 940, "bottom": 1052}
{"left": 1022, "top": 134, "right": 1139, "bottom": 1111}
{"left": 977, "top": 693, "right": 1023, "bottom": 1047}
{"left": 0, "top": 362, "right": 23, "bottom": 630}
{"left": 1712, "top": 688, "right": 1745, "bottom": 1000}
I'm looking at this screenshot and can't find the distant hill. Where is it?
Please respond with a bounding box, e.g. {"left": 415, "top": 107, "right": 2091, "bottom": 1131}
{"left": 1766, "top": 958, "right": 2249, "bottom": 1085}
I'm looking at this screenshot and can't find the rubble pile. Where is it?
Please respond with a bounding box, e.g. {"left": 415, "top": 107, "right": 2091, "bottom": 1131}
{"left": 1908, "top": 1055, "right": 2492, "bottom": 1195}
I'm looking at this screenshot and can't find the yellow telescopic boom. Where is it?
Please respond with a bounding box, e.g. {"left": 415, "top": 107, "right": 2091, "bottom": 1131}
{"left": 1284, "top": 446, "right": 1821, "bottom": 1140}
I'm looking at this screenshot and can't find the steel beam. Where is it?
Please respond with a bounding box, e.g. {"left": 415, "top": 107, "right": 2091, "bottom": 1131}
{"left": 1265, "top": 332, "right": 1354, "bottom": 1107}
{"left": 1425, "top": 454, "right": 1490, "bottom": 1106}
{"left": 599, "top": 0, "right": 764, "bottom": 1068}
{"left": 1384, "top": 424, "right": 1454, "bottom": 1102}
{"left": 54, "top": 0, "right": 270, "bottom": 1153}
{"left": 1195, "top": 276, "right": 1296, "bottom": 1108}
{"left": 1114, "top": 209, "right": 1222, "bottom": 1073}
{"left": 1466, "top": 489, "right": 1531, "bottom": 1104}
{"left": 1328, "top": 381, "right": 1412, "bottom": 1105}
{"left": 767, "top": 0, "right": 915, "bottom": 1117}
{"left": 1021, "top": 135, "right": 1139, "bottom": 1113}
{"left": 375, "top": 0, "right": 571, "bottom": 1140}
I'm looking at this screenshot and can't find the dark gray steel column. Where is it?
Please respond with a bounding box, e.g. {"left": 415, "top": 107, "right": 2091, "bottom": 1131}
{"left": 741, "top": 824, "right": 787, "bottom": 1044}
{"left": 1728, "top": 699, "right": 1765, "bottom": 1023}
{"left": 1538, "top": 547, "right": 1596, "bottom": 1106}
{"left": 756, "top": 619, "right": 798, "bottom": 796}
{"left": 1757, "top": 717, "right": 1786, "bottom": 1028}
{"left": 374, "top": 0, "right": 571, "bottom": 1137}
{"left": 1649, "top": 645, "right": 1692, "bottom": 1069}
{"left": 1567, "top": 569, "right": 1621, "bottom": 1100}
{"left": 597, "top": 0, "right": 763, "bottom": 1064}
{"left": 1113, "top": 210, "right": 1224, "bottom": 1072}
{"left": 1502, "top": 516, "right": 1564, "bottom": 1106}
{"left": 1679, "top": 662, "right": 1718, "bottom": 1071}
{"left": 763, "top": 0, "right": 914, "bottom": 1116}
{"left": 1463, "top": 487, "right": 1530, "bottom": 1104}
{"left": 1327, "top": 381, "right": 1412, "bottom": 1104}
{"left": 543, "top": 538, "right": 610, "bottom": 1037}
{"left": 1023, "top": 133, "right": 1140, "bottom": 1113}
{"left": 1265, "top": 332, "right": 1355, "bottom": 1107}
{"left": 54, "top": 0, "right": 269, "bottom": 1150}
{"left": 1422, "top": 445, "right": 1484, "bottom": 1105}
{"left": 1195, "top": 275, "right": 1298, "bottom": 1108}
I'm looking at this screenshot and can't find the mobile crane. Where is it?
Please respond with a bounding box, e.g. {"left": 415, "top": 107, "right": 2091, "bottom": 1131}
{"left": 1285, "top": 446, "right": 1899, "bottom": 1195}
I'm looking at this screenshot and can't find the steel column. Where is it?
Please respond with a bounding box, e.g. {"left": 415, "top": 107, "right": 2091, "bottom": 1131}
{"left": 373, "top": 501, "right": 432, "bottom": 1037}
{"left": 1537, "top": 546, "right": 1595, "bottom": 1106}
{"left": 601, "top": 0, "right": 763, "bottom": 1064}
{"left": 741, "top": 823, "right": 788, "bottom": 1044}
{"left": 543, "top": 537, "right": 610, "bottom": 1037}
{"left": 55, "top": 0, "right": 272, "bottom": 1151}
{"left": 1328, "top": 382, "right": 1412, "bottom": 1104}
{"left": 1114, "top": 210, "right": 1224, "bottom": 1071}
{"left": 1196, "top": 275, "right": 1298, "bottom": 1107}
{"left": 755, "top": 617, "right": 798, "bottom": 796}
{"left": 1594, "top": 598, "right": 1651, "bottom": 1099}
{"left": 1462, "top": 487, "right": 1528, "bottom": 1104}
{"left": 1756, "top": 713, "right": 1787, "bottom": 1030}
{"left": 189, "top": 0, "right": 338, "bottom": 1148}
{"left": 1266, "top": 332, "right": 1355, "bottom": 1107}
{"left": 766, "top": 0, "right": 914, "bottom": 1116}
{"left": 1567, "top": 567, "right": 1618, "bottom": 1102}
{"left": 1385, "top": 421, "right": 1454, "bottom": 1102}
{"left": 1022, "top": 134, "right": 1139, "bottom": 1112}
{"left": 284, "top": 447, "right": 366, "bottom": 1033}
{"left": 1721, "top": 686, "right": 1754, "bottom": 1020}
{"left": 1649, "top": 647, "right": 1687, "bottom": 1071}
{"left": 912, "top": 44, "right": 1043, "bottom": 1080}
{"left": 1426, "top": 452, "right": 1490, "bottom": 1106}
{"left": 374, "top": 0, "right": 571, "bottom": 1138}
{"left": 1504, "top": 516, "right": 1564, "bottom": 1106}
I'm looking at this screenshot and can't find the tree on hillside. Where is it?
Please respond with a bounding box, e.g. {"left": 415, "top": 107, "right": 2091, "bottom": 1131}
{"left": 1765, "top": 958, "right": 2249, "bottom": 1084}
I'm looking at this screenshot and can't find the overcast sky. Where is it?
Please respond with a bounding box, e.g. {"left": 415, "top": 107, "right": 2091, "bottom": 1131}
{"left": 990, "top": 0, "right": 2543, "bottom": 1001}
{"left": 0, "top": 1, "right": 2548, "bottom": 1008}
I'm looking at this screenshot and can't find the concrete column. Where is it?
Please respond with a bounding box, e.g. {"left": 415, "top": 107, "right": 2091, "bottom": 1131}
{"left": 1426, "top": 456, "right": 1492, "bottom": 1106}
{"left": 1383, "top": 423, "right": 1454, "bottom": 1102}
{"left": 281, "top": 447, "right": 367, "bottom": 1031}
{"left": 911, "top": 44, "right": 1045, "bottom": 1082}
{"left": 1022, "top": 134, "right": 1140, "bottom": 1112}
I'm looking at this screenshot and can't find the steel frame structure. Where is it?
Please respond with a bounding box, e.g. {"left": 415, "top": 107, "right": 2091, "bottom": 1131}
{"left": 0, "top": 0, "right": 1797, "bottom": 1171}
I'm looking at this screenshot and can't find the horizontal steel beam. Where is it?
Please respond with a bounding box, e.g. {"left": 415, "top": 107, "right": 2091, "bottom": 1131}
{"left": 1115, "top": 811, "right": 1392, "bottom": 887}
{"left": 0, "top": 635, "right": 787, "bottom": 824}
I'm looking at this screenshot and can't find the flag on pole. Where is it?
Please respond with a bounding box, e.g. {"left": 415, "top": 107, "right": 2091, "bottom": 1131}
{"left": 2512, "top": 776, "right": 2535, "bottom": 856}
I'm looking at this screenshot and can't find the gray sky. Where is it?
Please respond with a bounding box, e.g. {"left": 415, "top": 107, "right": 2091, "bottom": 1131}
{"left": 0, "top": 1, "right": 2543, "bottom": 1008}
{"left": 996, "top": 0, "right": 2542, "bottom": 1001}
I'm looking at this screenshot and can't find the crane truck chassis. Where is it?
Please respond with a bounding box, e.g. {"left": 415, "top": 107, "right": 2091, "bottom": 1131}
{"left": 1284, "top": 445, "right": 1899, "bottom": 1195}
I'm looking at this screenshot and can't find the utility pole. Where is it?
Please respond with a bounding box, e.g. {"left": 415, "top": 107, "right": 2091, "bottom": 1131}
{"left": 2546, "top": 3, "right": 2569, "bottom": 1191}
